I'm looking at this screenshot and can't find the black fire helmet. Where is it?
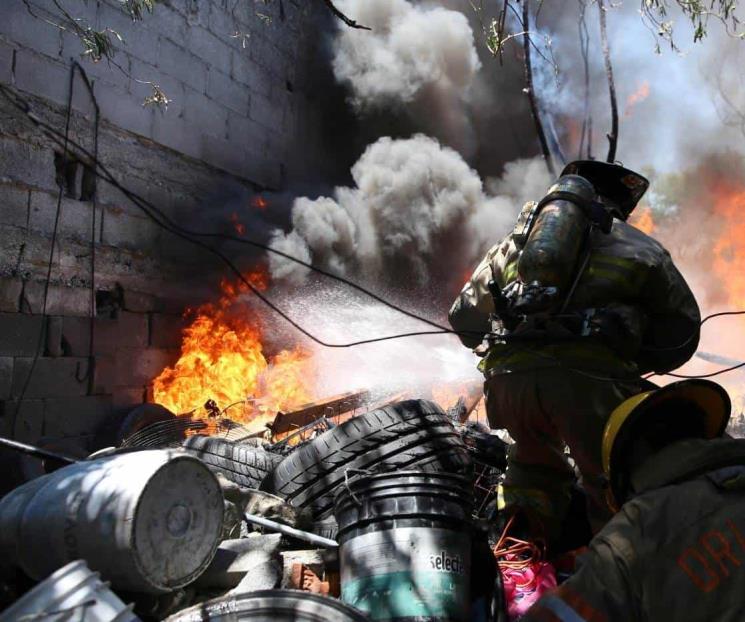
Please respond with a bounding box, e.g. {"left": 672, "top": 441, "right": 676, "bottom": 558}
{"left": 561, "top": 160, "right": 650, "bottom": 221}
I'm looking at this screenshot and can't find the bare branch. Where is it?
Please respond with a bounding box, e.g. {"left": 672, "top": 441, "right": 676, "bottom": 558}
{"left": 598, "top": 0, "right": 619, "bottom": 163}
{"left": 522, "top": 0, "right": 555, "bottom": 176}
{"left": 578, "top": 0, "right": 592, "bottom": 159}
{"left": 322, "top": 0, "right": 371, "bottom": 30}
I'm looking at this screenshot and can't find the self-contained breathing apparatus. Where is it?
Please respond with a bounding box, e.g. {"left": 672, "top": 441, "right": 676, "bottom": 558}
{"left": 488, "top": 162, "right": 650, "bottom": 351}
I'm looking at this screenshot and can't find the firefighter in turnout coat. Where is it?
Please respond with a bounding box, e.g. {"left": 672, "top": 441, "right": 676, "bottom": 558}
{"left": 524, "top": 379, "right": 745, "bottom": 622}
{"left": 449, "top": 161, "right": 700, "bottom": 539}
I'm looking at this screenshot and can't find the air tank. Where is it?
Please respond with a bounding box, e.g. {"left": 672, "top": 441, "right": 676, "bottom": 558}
{"left": 517, "top": 175, "right": 595, "bottom": 292}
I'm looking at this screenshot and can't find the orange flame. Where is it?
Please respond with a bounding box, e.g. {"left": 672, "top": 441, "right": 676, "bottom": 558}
{"left": 711, "top": 183, "right": 745, "bottom": 308}
{"left": 251, "top": 196, "right": 269, "bottom": 210}
{"left": 624, "top": 81, "right": 650, "bottom": 118}
{"left": 229, "top": 212, "right": 246, "bottom": 236}
{"left": 629, "top": 206, "right": 655, "bottom": 234}
{"left": 152, "top": 268, "right": 315, "bottom": 429}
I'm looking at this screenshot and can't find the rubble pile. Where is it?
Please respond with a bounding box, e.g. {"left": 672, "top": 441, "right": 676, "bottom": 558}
{"left": 0, "top": 396, "right": 512, "bottom": 622}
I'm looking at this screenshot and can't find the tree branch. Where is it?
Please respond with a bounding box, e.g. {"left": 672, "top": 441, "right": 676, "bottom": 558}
{"left": 598, "top": 0, "right": 618, "bottom": 163}
{"left": 521, "top": 0, "right": 555, "bottom": 176}
{"left": 578, "top": 0, "right": 592, "bottom": 159}
{"left": 322, "top": 0, "right": 371, "bottom": 30}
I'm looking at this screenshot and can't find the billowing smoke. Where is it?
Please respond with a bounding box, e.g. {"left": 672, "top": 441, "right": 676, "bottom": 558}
{"left": 332, "top": 0, "right": 481, "bottom": 157}
{"left": 268, "top": 135, "right": 549, "bottom": 298}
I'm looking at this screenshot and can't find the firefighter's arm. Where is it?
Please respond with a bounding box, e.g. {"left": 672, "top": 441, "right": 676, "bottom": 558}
{"left": 522, "top": 539, "right": 637, "bottom": 622}
{"left": 636, "top": 250, "right": 701, "bottom": 374}
{"left": 448, "top": 241, "right": 509, "bottom": 349}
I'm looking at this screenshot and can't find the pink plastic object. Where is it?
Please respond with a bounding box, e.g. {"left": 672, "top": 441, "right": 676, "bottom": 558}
{"left": 500, "top": 556, "right": 557, "bottom": 620}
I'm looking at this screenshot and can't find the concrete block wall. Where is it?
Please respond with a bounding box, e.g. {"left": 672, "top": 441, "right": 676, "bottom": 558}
{"left": 1, "top": 0, "right": 325, "bottom": 188}
{"left": 0, "top": 0, "right": 344, "bottom": 456}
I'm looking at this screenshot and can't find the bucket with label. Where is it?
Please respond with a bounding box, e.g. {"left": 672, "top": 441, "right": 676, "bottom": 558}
{"left": 0, "top": 450, "right": 224, "bottom": 593}
{"left": 335, "top": 471, "right": 473, "bottom": 622}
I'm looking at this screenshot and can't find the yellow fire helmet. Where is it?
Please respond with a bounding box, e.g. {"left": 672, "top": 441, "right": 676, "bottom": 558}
{"left": 602, "top": 379, "right": 731, "bottom": 510}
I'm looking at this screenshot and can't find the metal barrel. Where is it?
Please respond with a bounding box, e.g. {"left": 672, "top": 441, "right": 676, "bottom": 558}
{"left": 0, "top": 450, "right": 224, "bottom": 594}
{"left": 0, "top": 559, "right": 140, "bottom": 622}
{"left": 165, "top": 590, "right": 371, "bottom": 621}
{"left": 334, "top": 471, "right": 474, "bottom": 622}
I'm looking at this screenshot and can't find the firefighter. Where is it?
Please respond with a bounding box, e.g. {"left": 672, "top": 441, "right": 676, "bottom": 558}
{"left": 523, "top": 379, "right": 743, "bottom": 622}
{"left": 449, "top": 160, "right": 700, "bottom": 540}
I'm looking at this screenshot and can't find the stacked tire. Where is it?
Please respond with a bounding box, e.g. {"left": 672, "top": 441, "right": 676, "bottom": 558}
{"left": 183, "top": 435, "right": 283, "bottom": 490}
{"left": 184, "top": 400, "right": 472, "bottom": 520}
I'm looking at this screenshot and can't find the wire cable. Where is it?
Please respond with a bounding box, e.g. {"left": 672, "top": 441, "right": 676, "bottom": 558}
{"left": 3, "top": 82, "right": 745, "bottom": 381}
{"left": 13, "top": 65, "right": 76, "bottom": 417}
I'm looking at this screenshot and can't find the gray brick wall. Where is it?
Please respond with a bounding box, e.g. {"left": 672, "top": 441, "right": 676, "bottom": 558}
{"left": 0, "top": 0, "right": 342, "bottom": 458}
{"left": 0, "top": 0, "right": 322, "bottom": 189}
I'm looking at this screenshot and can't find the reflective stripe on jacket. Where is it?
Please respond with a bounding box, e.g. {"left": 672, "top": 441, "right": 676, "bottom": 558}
{"left": 523, "top": 437, "right": 745, "bottom": 622}
{"left": 448, "top": 220, "right": 700, "bottom": 374}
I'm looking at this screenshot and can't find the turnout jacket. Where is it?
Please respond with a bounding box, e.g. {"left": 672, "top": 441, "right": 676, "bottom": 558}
{"left": 524, "top": 437, "right": 745, "bottom": 622}
{"left": 448, "top": 220, "right": 700, "bottom": 375}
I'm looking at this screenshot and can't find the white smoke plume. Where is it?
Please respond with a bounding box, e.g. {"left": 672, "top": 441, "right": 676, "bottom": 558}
{"left": 332, "top": 0, "right": 481, "bottom": 157}
{"left": 268, "top": 135, "right": 550, "bottom": 294}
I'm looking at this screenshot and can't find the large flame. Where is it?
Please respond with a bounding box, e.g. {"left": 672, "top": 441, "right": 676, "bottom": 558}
{"left": 711, "top": 183, "right": 745, "bottom": 308}
{"left": 629, "top": 205, "right": 655, "bottom": 234}
{"left": 152, "top": 269, "right": 315, "bottom": 429}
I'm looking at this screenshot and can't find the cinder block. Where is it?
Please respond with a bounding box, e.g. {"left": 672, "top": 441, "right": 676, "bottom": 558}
{"left": 46, "top": 316, "right": 63, "bottom": 357}
{"left": 115, "top": 347, "right": 178, "bottom": 386}
{"left": 123, "top": 289, "right": 158, "bottom": 313}
{"left": 0, "top": 277, "right": 23, "bottom": 312}
{"left": 0, "top": 184, "right": 29, "bottom": 228}
{"left": 112, "top": 387, "right": 145, "bottom": 411}
{"left": 128, "top": 58, "right": 186, "bottom": 117}
{"left": 188, "top": 26, "right": 232, "bottom": 74}
{"left": 93, "top": 311, "right": 149, "bottom": 354}
{"left": 184, "top": 87, "right": 228, "bottom": 139}
{"left": 0, "top": 312, "right": 45, "bottom": 356}
{"left": 0, "top": 39, "right": 15, "bottom": 88}
{"left": 208, "top": 3, "right": 243, "bottom": 41}
{"left": 0, "top": 138, "right": 57, "bottom": 191}
{"left": 7, "top": 399, "right": 44, "bottom": 443}
{"left": 96, "top": 2, "right": 160, "bottom": 64}
{"left": 200, "top": 133, "right": 244, "bottom": 178}
{"left": 151, "top": 112, "right": 202, "bottom": 161}
{"left": 42, "top": 395, "right": 113, "bottom": 438}
{"left": 93, "top": 80, "right": 155, "bottom": 137}
{"left": 206, "top": 69, "right": 249, "bottom": 115}
{"left": 169, "top": 0, "right": 210, "bottom": 28}
{"left": 249, "top": 91, "right": 283, "bottom": 131}
{"left": 91, "top": 354, "right": 116, "bottom": 395}
{"left": 0, "top": 2, "right": 62, "bottom": 58}
{"left": 147, "top": 4, "right": 189, "bottom": 47}
{"left": 59, "top": 316, "right": 90, "bottom": 356}
{"left": 101, "top": 205, "right": 161, "bottom": 249}
{"left": 14, "top": 49, "right": 70, "bottom": 107}
{"left": 11, "top": 357, "right": 90, "bottom": 398}
{"left": 149, "top": 313, "right": 186, "bottom": 348}
{"left": 231, "top": 53, "right": 271, "bottom": 99}
{"left": 157, "top": 37, "right": 208, "bottom": 93}
{"left": 22, "top": 282, "right": 92, "bottom": 317}
{"left": 28, "top": 190, "right": 102, "bottom": 242}
{"left": 0, "top": 357, "right": 12, "bottom": 399}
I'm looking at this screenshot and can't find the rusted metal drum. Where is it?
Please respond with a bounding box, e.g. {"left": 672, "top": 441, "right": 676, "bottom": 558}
{"left": 0, "top": 450, "right": 224, "bottom": 593}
